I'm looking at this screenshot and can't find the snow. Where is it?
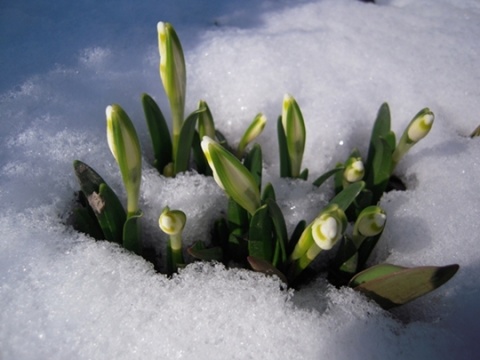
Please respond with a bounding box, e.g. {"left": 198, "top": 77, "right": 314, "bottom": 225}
{"left": 1, "top": 0, "right": 479, "bottom": 358}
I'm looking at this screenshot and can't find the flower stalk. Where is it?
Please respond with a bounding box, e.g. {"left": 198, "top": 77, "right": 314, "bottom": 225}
{"left": 159, "top": 206, "right": 186, "bottom": 274}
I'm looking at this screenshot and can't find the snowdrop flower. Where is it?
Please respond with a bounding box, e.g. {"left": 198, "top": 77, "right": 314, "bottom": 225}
{"left": 282, "top": 94, "right": 306, "bottom": 177}
{"left": 159, "top": 207, "right": 186, "bottom": 236}
{"left": 392, "top": 108, "right": 434, "bottom": 166}
{"left": 159, "top": 206, "right": 186, "bottom": 274}
{"left": 106, "top": 104, "right": 142, "bottom": 215}
{"left": 289, "top": 204, "right": 347, "bottom": 278}
{"left": 355, "top": 206, "right": 386, "bottom": 239}
{"left": 311, "top": 205, "right": 347, "bottom": 250}
{"left": 201, "top": 136, "right": 261, "bottom": 215}
{"left": 343, "top": 157, "right": 365, "bottom": 183}
{"left": 158, "top": 21, "right": 186, "bottom": 157}
{"left": 407, "top": 109, "right": 434, "bottom": 143}
{"left": 237, "top": 113, "right": 267, "bottom": 157}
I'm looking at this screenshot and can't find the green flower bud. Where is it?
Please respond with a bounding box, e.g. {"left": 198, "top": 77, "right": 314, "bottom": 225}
{"left": 392, "top": 108, "right": 434, "bottom": 167}
{"left": 407, "top": 109, "right": 434, "bottom": 143}
{"left": 106, "top": 104, "right": 142, "bottom": 215}
{"left": 159, "top": 206, "right": 186, "bottom": 237}
{"left": 311, "top": 204, "right": 347, "bottom": 250}
{"left": 201, "top": 136, "right": 261, "bottom": 215}
{"left": 157, "top": 21, "right": 186, "bottom": 157}
{"left": 282, "top": 94, "right": 306, "bottom": 178}
{"left": 343, "top": 157, "right": 365, "bottom": 183}
{"left": 355, "top": 206, "right": 386, "bottom": 238}
{"left": 237, "top": 113, "right": 267, "bottom": 157}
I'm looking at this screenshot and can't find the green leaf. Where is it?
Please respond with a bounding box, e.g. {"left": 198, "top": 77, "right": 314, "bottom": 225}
{"left": 312, "top": 167, "right": 344, "bottom": 188}
{"left": 266, "top": 198, "right": 288, "bottom": 268}
{"left": 123, "top": 211, "right": 142, "bottom": 254}
{"left": 73, "top": 160, "right": 105, "bottom": 196}
{"left": 142, "top": 93, "right": 172, "bottom": 174}
{"left": 288, "top": 220, "right": 306, "bottom": 256}
{"left": 366, "top": 102, "right": 391, "bottom": 172}
{"left": 365, "top": 138, "right": 394, "bottom": 204}
{"left": 248, "top": 204, "right": 273, "bottom": 262}
{"left": 174, "top": 107, "right": 204, "bottom": 174}
{"left": 261, "top": 182, "right": 276, "bottom": 203}
{"left": 356, "top": 232, "right": 384, "bottom": 271}
{"left": 226, "top": 199, "right": 249, "bottom": 262}
{"left": 247, "top": 256, "right": 288, "bottom": 284}
{"left": 72, "top": 207, "right": 104, "bottom": 240}
{"left": 299, "top": 168, "right": 309, "bottom": 180}
{"left": 329, "top": 181, "right": 365, "bottom": 211}
{"left": 73, "top": 161, "right": 126, "bottom": 243}
{"left": 350, "top": 263, "right": 459, "bottom": 309}
{"left": 191, "top": 131, "right": 211, "bottom": 176}
{"left": 96, "top": 183, "right": 127, "bottom": 244}
{"left": 277, "top": 116, "right": 291, "bottom": 178}
{"left": 243, "top": 143, "right": 263, "bottom": 190}
{"left": 188, "top": 241, "right": 223, "bottom": 261}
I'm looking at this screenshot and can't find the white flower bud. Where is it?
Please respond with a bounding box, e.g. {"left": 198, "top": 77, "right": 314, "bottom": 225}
{"left": 159, "top": 207, "right": 186, "bottom": 237}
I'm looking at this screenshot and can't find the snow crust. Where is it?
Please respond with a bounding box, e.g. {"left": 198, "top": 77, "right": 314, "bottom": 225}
{"left": 1, "top": 0, "right": 479, "bottom": 358}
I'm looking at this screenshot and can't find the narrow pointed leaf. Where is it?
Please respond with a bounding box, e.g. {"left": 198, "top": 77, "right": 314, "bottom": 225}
{"left": 351, "top": 264, "right": 459, "bottom": 309}
{"left": 349, "top": 263, "right": 406, "bottom": 287}
{"left": 123, "top": 211, "right": 142, "bottom": 254}
{"left": 142, "top": 93, "right": 172, "bottom": 173}
{"left": 174, "top": 107, "right": 204, "bottom": 174}
{"left": 249, "top": 204, "right": 273, "bottom": 262}
{"left": 366, "top": 102, "right": 391, "bottom": 171}
{"left": 266, "top": 198, "right": 288, "bottom": 267}
{"left": 261, "top": 182, "right": 276, "bottom": 203}
{"left": 277, "top": 116, "right": 291, "bottom": 177}
{"left": 329, "top": 181, "right": 365, "bottom": 211}
{"left": 243, "top": 143, "right": 262, "bottom": 190}
{"left": 288, "top": 220, "right": 306, "bottom": 256}
{"left": 72, "top": 207, "right": 104, "bottom": 240}
{"left": 96, "top": 183, "right": 127, "bottom": 243}
{"left": 299, "top": 168, "right": 309, "bottom": 180}
{"left": 365, "top": 138, "right": 394, "bottom": 204}
{"left": 313, "top": 167, "right": 344, "bottom": 187}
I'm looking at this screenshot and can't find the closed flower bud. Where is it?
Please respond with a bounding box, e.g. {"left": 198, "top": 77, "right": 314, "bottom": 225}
{"left": 282, "top": 94, "right": 306, "bottom": 178}
{"left": 343, "top": 157, "right": 365, "bottom": 183}
{"left": 311, "top": 204, "right": 347, "bottom": 250}
{"left": 159, "top": 207, "right": 186, "bottom": 236}
{"left": 237, "top": 113, "right": 267, "bottom": 157}
{"left": 355, "top": 206, "right": 386, "bottom": 238}
{"left": 106, "top": 104, "right": 142, "bottom": 215}
{"left": 201, "top": 136, "right": 261, "bottom": 215}
{"left": 407, "top": 108, "right": 434, "bottom": 143}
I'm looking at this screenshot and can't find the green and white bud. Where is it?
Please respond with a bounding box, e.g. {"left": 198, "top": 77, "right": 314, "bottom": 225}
{"left": 106, "top": 104, "right": 142, "bottom": 215}
{"left": 159, "top": 206, "right": 186, "bottom": 274}
{"left": 406, "top": 109, "right": 434, "bottom": 143}
{"left": 355, "top": 206, "right": 386, "bottom": 238}
{"left": 159, "top": 206, "right": 186, "bottom": 236}
{"left": 201, "top": 136, "right": 261, "bottom": 215}
{"left": 157, "top": 21, "right": 186, "bottom": 158}
{"left": 312, "top": 204, "right": 347, "bottom": 250}
{"left": 343, "top": 157, "right": 365, "bottom": 183}
{"left": 282, "top": 94, "right": 306, "bottom": 177}
{"left": 392, "top": 108, "right": 434, "bottom": 166}
{"left": 237, "top": 113, "right": 267, "bottom": 157}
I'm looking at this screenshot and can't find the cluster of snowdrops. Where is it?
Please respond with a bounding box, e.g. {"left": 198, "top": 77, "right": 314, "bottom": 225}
{"left": 72, "top": 22, "right": 458, "bottom": 310}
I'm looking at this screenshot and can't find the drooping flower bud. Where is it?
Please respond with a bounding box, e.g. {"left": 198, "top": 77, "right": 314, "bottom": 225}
{"left": 159, "top": 206, "right": 186, "bottom": 236}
